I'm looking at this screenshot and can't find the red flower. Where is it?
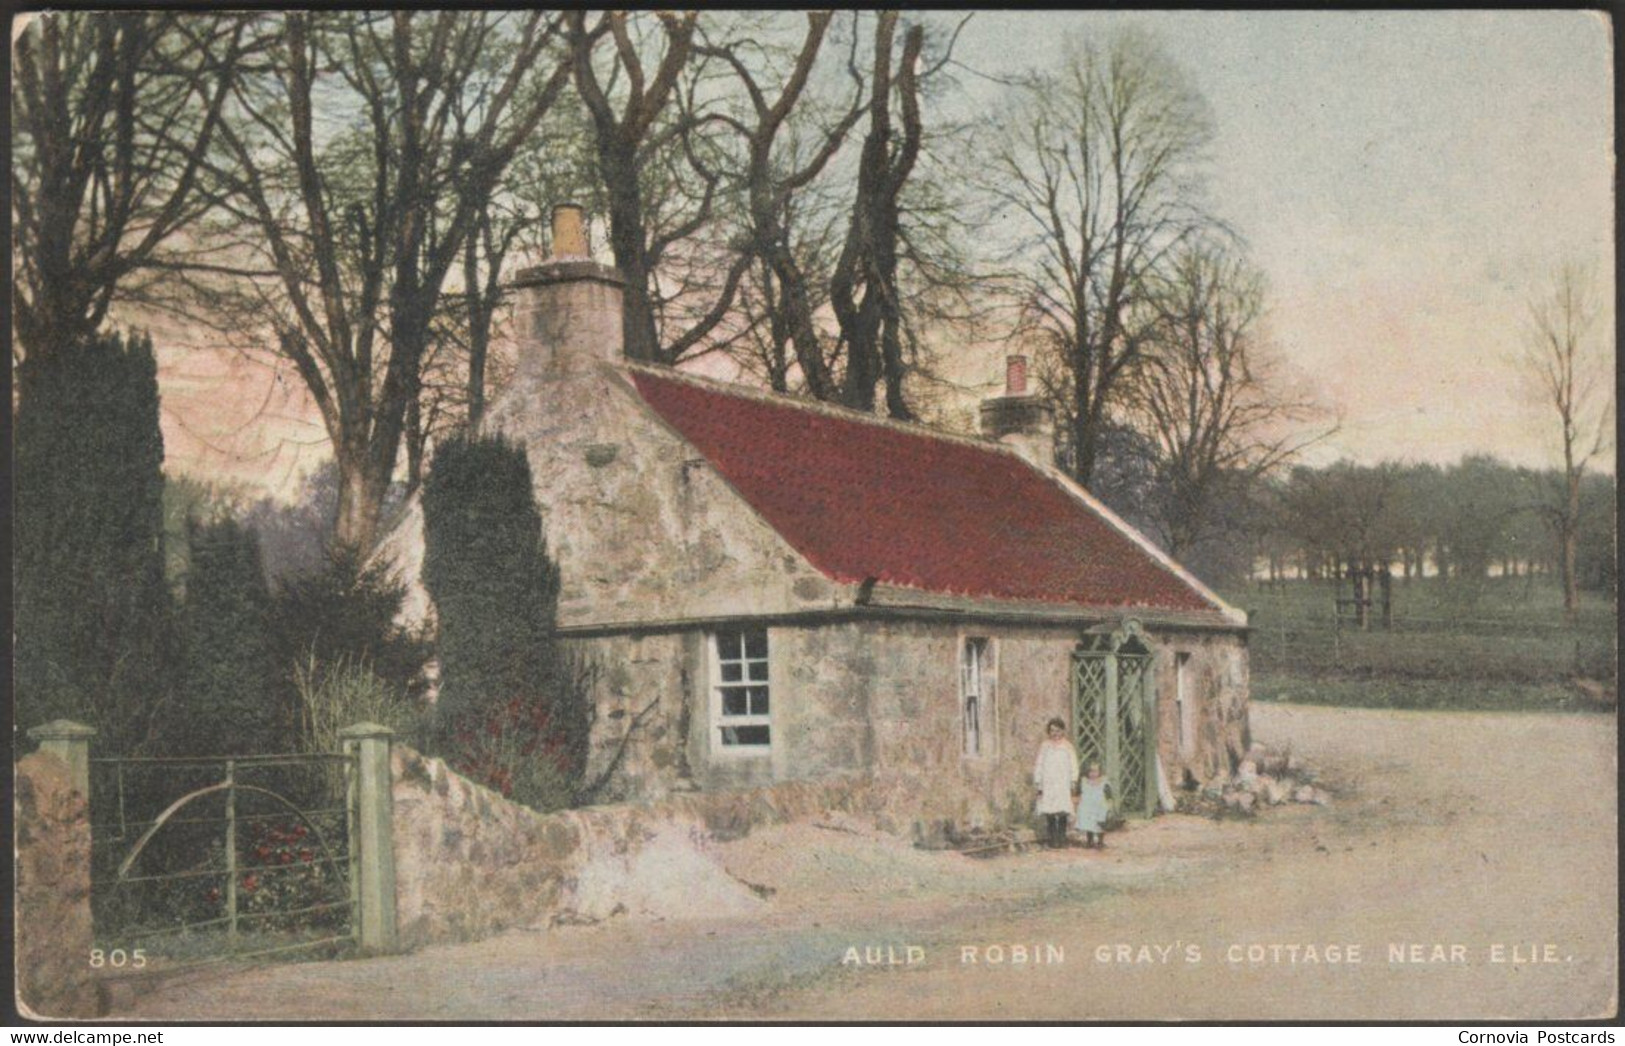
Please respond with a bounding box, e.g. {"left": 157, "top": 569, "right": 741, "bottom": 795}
{"left": 299, "top": 848, "right": 314, "bottom": 863}
{"left": 206, "top": 887, "right": 221, "bottom": 903}
{"left": 242, "top": 874, "right": 260, "bottom": 893}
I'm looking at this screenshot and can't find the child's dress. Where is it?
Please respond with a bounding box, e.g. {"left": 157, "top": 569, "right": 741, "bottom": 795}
{"left": 1075, "top": 777, "right": 1111, "bottom": 833}
{"left": 1033, "top": 740, "right": 1079, "bottom": 815}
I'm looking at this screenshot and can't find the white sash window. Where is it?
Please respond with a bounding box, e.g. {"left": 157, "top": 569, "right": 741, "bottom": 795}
{"left": 712, "top": 628, "right": 770, "bottom": 750}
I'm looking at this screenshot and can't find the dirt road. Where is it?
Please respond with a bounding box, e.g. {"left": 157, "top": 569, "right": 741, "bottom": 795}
{"left": 113, "top": 705, "right": 1617, "bottom": 1022}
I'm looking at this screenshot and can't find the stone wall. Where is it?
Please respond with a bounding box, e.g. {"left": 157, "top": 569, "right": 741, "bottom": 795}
{"left": 14, "top": 753, "right": 103, "bottom": 1019}
{"left": 569, "top": 631, "right": 695, "bottom": 804}
{"left": 1156, "top": 630, "right": 1251, "bottom": 786}
{"left": 563, "top": 618, "right": 1250, "bottom": 825}
{"left": 388, "top": 620, "right": 1247, "bottom": 949}
{"left": 390, "top": 744, "right": 888, "bottom": 950}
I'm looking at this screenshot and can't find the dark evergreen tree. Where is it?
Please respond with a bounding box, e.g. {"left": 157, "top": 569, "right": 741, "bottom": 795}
{"left": 421, "top": 435, "right": 587, "bottom": 807}
{"left": 14, "top": 330, "right": 173, "bottom": 752}
{"left": 269, "top": 544, "right": 430, "bottom": 705}
{"left": 175, "top": 519, "right": 280, "bottom": 755}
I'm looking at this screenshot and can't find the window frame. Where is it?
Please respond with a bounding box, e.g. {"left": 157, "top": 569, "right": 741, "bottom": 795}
{"left": 959, "top": 636, "right": 997, "bottom": 759}
{"left": 709, "top": 627, "right": 772, "bottom": 756}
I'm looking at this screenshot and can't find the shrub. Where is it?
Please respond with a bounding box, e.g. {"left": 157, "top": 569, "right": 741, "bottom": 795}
{"left": 454, "top": 698, "right": 577, "bottom": 811}
{"left": 292, "top": 653, "right": 424, "bottom": 755}
{"left": 421, "top": 435, "right": 590, "bottom": 811}
{"left": 450, "top": 658, "right": 596, "bottom": 812}
{"left": 271, "top": 544, "right": 432, "bottom": 713}
{"left": 235, "top": 819, "right": 347, "bottom": 935}
{"left": 174, "top": 518, "right": 282, "bottom": 756}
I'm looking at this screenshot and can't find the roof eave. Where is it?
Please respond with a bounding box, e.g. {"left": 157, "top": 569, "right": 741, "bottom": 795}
{"left": 1036, "top": 466, "right": 1249, "bottom": 627}
{"left": 857, "top": 581, "right": 1245, "bottom": 630}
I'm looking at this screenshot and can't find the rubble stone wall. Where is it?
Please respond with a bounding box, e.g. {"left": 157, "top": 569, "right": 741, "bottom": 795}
{"left": 389, "top": 625, "right": 1248, "bottom": 948}
{"left": 390, "top": 744, "right": 883, "bottom": 949}
{"left": 1155, "top": 630, "right": 1252, "bottom": 787}
{"left": 14, "top": 752, "right": 103, "bottom": 1019}
{"left": 564, "top": 619, "right": 1249, "bottom": 825}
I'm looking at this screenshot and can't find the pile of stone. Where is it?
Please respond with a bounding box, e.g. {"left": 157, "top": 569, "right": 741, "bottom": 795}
{"left": 1197, "top": 744, "right": 1330, "bottom": 817}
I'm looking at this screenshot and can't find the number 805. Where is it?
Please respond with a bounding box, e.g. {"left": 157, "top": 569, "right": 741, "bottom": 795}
{"left": 88, "top": 948, "right": 146, "bottom": 968}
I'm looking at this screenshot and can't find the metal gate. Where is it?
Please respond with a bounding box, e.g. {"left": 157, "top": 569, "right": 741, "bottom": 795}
{"left": 88, "top": 751, "right": 358, "bottom": 973}
{"left": 1070, "top": 620, "right": 1158, "bottom": 819}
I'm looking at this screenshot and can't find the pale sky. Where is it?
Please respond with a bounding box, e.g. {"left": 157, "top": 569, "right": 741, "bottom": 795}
{"left": 149, "top": 10, "right": 1615, "bottom": 496}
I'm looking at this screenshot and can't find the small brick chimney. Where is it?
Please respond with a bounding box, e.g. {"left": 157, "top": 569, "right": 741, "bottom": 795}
{"left": 513, "top": 204, "right": 625, "bottom": 381}
{"left": 979, "top": 354, "right": 1054, "bottom": 467}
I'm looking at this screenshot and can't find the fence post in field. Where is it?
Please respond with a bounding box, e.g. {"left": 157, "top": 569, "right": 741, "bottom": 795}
{"left": 340, "top": 722, "right": 398, "bottom": 955}
{"left": 27, "top": 720, "right": 96, "bottom": 800}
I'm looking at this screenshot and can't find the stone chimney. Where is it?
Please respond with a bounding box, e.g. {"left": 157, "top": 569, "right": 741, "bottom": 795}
{"left": 979, "top": 354, "right": 1055, "bottom": 467}
{"left": 513, "top": 203, "right": 625, "bottom": 380}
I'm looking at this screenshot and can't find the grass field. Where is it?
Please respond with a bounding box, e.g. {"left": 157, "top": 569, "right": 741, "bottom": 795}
{"left": 1219, "top": 576, "right": 1616, "bottom": 712}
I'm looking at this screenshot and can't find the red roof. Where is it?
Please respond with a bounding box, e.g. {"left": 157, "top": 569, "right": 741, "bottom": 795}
{"left": 629, "top": 368, "right": 1217, "bottom": 613}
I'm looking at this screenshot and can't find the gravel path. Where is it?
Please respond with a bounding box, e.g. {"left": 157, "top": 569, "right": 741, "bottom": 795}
{"left": 112, "top": 704, "right": 1617, "bottom": 1022}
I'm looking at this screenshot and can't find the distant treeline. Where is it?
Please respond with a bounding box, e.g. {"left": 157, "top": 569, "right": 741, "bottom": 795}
{"left": 1090, "top": 449, "right": 1616, "bottom": 592}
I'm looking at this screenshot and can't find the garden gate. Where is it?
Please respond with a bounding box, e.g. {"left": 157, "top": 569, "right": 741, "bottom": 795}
{"left": 87, "top": 749, "right": 358, "bottom": 973}
{"left": 1070, "top": 620, "right": 1159, "bottom": 819}
{"left": 77, "top": 722, "right": 398, "bottom": 977}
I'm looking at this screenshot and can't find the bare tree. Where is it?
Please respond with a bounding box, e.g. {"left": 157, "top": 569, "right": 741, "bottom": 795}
{"left": 569, "top": 11, "right": 738, "bottom": 364}
{"left": 988, "top": 29, "right": 1212, "bottom": 486}
{"left": 703, "top": 11, "right": 973, "bottom": 417}
{"left": 698, "top": 12, "right": 865, "bottom": 399}
{"left": 1521, "top": 263, "right": 1613, "bottom": 616}
{"left": 1134, "top": 244, "right": 1327, "bottom": 557}
{"left": 11, "top": 12, "right": 248, "bottom": 360}
{"left": 205, "top": 12, "right": 573, "bottom": 552}
{"left": 828, "top": 13, "right": 925, "bottom": 418}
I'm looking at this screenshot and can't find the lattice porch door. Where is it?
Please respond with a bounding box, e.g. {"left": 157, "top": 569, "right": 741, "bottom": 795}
{"left": 1070, "top": 622, "right": 1158, "bottom": 819}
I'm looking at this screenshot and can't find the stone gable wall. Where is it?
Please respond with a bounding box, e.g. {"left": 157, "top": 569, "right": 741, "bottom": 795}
{"left": 373, "top": 358, "right": 845, "bottom": 633}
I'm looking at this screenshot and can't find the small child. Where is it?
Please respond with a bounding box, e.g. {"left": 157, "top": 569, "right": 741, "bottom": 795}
{"left": 1075, "top": 762, "right": 1112, "bottom": 849}
{"left": 1032, "top": 718, "right": 1079, "bottom": 849}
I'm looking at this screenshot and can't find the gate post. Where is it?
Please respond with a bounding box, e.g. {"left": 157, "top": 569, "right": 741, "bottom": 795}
{"left": 27, "top": 720, "right": 96, "bottom": 800}
{"left": 340, "top": 723, "right": 398, "bottom": 955}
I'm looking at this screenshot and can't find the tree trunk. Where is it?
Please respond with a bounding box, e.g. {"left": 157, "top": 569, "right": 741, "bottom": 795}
{"left": 334, "top": 444, "right": 387, "bottom": 554}
{"left": 602, "top": 152, "right": 659, "bottom": 361}
{"left": 464, "top": 224, "right": 491, "bottom": 434}
{"left": 1562, "top": 469, "right": 1581, "bottom": 616}
{"left": 405, "top": 394, "right": 424, "bottom": 498}
{"left": 1553, "top": 458, "right": 1579, "bottom": 613}
{"left": 1070, "top": 361, "right": 1098, "bottom": 487}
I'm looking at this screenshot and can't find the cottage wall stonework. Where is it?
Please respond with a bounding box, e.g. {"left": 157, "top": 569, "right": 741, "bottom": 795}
{"left": 566, "top": 619, "right": 1248, "bottom": 826}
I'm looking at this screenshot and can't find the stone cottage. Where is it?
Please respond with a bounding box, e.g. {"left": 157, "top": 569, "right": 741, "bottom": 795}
{"left": 377, "top": 205, "right": 1251, "bottom": 830}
